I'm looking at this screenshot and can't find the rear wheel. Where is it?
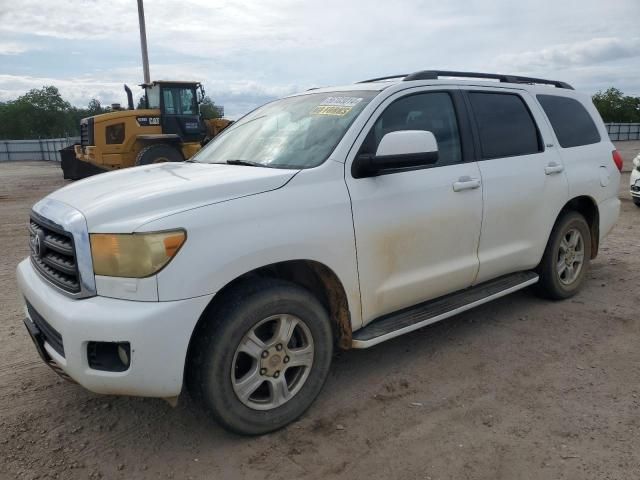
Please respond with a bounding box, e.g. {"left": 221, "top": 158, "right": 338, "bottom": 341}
{"left": 536, "top": 211, "right": 591, "bottom": 299}
{"left": 135, "top": 143, "right": 183, "bottom": 165}
{"left": 188, "top": 279, "right": 333, "bottom": 435}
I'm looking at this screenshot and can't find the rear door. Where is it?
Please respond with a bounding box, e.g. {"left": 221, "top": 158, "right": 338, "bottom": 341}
{"left": 463, "top": 88, "right": 569, "bottom": 283}
{"left": 346, "top": 87, "right": 484, "bottom": 323}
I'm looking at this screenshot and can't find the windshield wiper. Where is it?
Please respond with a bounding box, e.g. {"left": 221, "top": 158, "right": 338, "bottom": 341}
{"left": 225, "top": 159, "right": 268, "bottom": 167}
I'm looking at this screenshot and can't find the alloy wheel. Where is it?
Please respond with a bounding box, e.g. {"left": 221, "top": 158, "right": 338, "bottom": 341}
{"left": 231, "top": 314, "right": 314, "bottom": 411}
{"left": 556, "top": 227, "right": 585, "bottom": 285}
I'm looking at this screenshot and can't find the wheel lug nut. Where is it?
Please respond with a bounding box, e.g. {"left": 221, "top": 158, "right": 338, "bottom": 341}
{"left": 273, "top": 371, "right": 280, "bottom": 378}
{"left": 276, "top": 344, "right": 283, "bottom": 351}
{"left": 283, "top": 356, "right": 290, "bottom": 363}
{"left": 261, "top": 351, "right": 269, "bottom": 358}
{"left": 260, "top": 368, "right": 267, "bottom": 375}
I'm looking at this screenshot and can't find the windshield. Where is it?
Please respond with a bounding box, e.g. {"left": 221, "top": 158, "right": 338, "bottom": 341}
{"left": 192, "top": 91, "right": 378, "bottom": 169}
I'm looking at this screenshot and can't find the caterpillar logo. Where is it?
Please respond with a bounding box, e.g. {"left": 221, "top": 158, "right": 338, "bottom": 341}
{"left": 137, "top": 116, "right": 160, "bottom": 127}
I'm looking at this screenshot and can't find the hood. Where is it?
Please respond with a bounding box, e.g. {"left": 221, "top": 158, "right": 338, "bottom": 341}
{"left": 47, "top": 162, "right": 297, "bottom": 232}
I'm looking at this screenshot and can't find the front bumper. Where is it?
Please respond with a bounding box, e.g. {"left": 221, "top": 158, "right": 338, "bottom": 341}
{"left": 16, "top": 259, "right": 213, "bottom": 398}
{"left": 74, "top": 144, "right": 96, "bottom": 163}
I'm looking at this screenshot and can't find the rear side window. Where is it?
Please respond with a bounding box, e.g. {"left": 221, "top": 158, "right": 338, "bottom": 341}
{"left": 468, "top": 92, "right": 542, "bottom": 159}
{"left": 537, "top": 94, "right": 601, "bottom": 148}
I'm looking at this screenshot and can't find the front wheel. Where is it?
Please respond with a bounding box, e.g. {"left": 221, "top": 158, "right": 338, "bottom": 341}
{"left": 536, "top": 211, "right": 591, "bottom": 300}
{"left": 633, "top": 197, "right": 640, "bottom": 207}
{"left": 188, "top": 279, "right": 333, "bottom": 435}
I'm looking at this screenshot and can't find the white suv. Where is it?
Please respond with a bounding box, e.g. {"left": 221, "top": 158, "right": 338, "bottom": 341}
{"left": 17, "top": 70, "right": 621, "bottom": 435}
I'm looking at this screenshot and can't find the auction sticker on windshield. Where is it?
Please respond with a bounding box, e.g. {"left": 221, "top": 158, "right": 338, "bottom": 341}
{"left": 311, "top": 96, "right": 363, "bottom": 116}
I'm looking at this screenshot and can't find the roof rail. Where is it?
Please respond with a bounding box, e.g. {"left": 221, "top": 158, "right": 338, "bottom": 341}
{"left": 402, "top": 70, "right": 574, "bottom": 89}
{"left": 357, "top": 74, "right": 408, "bottom": 84}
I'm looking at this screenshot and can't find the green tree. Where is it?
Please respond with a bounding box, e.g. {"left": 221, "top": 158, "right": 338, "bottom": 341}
{"left": 136, "top": 96, "right": 147, "bottom": 109}
{"left": 87, "top": 98, "right": 109, "bottom": 116}
{"left": 592, "top": 88, "right": 640, "bottom": 123}
{"left": 0, "top": 86, "right": 75, "bottom": 139}
{"left": 199, "top": 95, "right": 224, "bottom": 119}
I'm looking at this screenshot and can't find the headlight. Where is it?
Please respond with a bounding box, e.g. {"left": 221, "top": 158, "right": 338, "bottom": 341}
{"left": 90, "top": 230, "right": 186, "bottom": 278}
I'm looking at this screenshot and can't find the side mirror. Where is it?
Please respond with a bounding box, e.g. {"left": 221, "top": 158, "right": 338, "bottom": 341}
{"left": 352, "top": 130, "right": 439, "bottom": 178}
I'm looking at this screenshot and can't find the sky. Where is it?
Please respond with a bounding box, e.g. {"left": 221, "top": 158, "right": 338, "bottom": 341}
{"left": 0, "top": 0, "right": 639, "bottom": 119}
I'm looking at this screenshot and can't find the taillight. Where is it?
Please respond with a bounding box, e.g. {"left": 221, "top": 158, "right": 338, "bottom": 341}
{"left": 612, "top": 150, "right": 623, "bottom": 172}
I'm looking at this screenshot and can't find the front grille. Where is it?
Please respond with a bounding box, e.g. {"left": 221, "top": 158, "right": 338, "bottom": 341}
{"left": 26, "top": 301, "right": 65, "bottom": 357}
{"left": 80, "top": 122, "right": 89, "bottom": 146}
{"left": 79, "top": 117, "right": 94, "bottom": 146}
{"left": 29, "top": 214, "right": 80, "bottom": 294}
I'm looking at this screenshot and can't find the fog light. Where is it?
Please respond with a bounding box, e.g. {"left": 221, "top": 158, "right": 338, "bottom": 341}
{"left": 87, "top": 341, "right": 131, "bottom": 372}
{"left": 117, "top": 343, "right": 129, "bottom": 366}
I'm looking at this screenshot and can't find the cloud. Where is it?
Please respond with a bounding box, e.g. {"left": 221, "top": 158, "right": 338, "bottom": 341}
{"left": 496, "top": 37, "right": 640, "bottom": 70}
{"left": 0, "top": 1, "right": 135, "bottom": 40}
{"left": 1, "top": 0, "right": 639, "bottom": 115}
{"left": 0, "top": 71, "right": 298, "bottom": 119}
{"left": 0, "top": 73, "right": 123, "bottom": 104}
{"left": 0, "top": 41, "right": 34, "bottom": 55}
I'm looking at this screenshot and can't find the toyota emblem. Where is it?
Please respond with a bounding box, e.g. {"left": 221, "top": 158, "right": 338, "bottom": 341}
{"left": 30, "top": 230, "right": 45, "bottom": 258}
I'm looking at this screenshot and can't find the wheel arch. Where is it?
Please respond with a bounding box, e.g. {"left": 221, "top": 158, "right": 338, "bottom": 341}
{"left": 135, "top": 141, "right": 185, "bottom": 165}
{"left": 556, "top": 195, "right": 600, "bottom": 259}
{"left": 185, "top": 259, "right": 353, "bottom": 375}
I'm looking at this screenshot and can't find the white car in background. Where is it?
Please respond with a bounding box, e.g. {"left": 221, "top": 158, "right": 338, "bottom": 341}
{"left": 631, "top": 153, "right": 640, "bottom": 207}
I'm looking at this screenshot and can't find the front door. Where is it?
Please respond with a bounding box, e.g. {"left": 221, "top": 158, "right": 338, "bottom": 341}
{"left": 160, "top": 85, "right": 205, "bottom": 143}
{"left": 346, "top": 88, "right": 484, "bottom": 324}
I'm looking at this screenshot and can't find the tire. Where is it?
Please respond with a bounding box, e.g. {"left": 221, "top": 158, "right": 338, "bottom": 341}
{"left": 535, "top": 211, "right": 592, "bottom": 300}
{"left": 135, "top": 143, "right": 183, "bottom": 165}
{"left": 187, "top": 278, "right": 333, "bottom": 435}
{"left": 633, "top": 197, "right": 640, "bottom": 208}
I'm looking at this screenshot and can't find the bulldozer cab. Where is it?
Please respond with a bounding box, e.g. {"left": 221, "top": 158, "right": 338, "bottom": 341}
{"left": 142, "top": 81, "right": 205, "bottom": 142}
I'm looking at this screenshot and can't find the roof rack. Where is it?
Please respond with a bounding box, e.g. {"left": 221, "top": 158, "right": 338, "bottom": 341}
{"left": 359, "top": 70, "right": 573, "bottom": 89}
{"left": 357, "top": 74, "right": 408, "bottom": 84}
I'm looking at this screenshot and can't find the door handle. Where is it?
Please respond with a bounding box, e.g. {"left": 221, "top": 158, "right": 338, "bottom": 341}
{"left": 545, "top": 162, "right": 564, "bottom": 175}
{"left": 452, "top": 176, "right": 481, "bottom": 192}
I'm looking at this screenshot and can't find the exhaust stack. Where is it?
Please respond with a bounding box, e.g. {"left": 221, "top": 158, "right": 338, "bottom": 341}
{"left": 124, "top": 84, "right": 134, "bottom": 110}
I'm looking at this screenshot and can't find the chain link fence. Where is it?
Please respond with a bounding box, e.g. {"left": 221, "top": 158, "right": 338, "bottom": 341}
{"left": 0, "top": 137, "right": 79, "bottom": 162}
{"left": 606, "top": 123, "right": 640, "bottom": 141}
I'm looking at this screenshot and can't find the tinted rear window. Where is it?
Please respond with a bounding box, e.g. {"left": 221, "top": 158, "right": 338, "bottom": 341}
{"left": 468, "top": 92, "right": 542, "bottom": 159}
{"left": 537, "top": 94, "right": 601, "bottom": 148}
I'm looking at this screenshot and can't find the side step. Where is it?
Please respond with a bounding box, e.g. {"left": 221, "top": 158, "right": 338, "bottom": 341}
{"left": 351, "top": 271, "right": 539, "bottom": 348}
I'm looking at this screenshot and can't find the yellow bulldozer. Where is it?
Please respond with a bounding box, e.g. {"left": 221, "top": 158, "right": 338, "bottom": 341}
{"left": 61, "top": 81, "right": 231, "bottom": 179}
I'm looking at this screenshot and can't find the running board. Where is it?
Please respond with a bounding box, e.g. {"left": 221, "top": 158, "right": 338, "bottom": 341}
{"left": 351, "top": 271, "right": 539, "bottom": 348}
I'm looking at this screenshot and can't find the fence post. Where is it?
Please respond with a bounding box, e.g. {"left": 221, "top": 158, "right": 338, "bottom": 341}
{"left": 4, "top": 141, "right": 9, "bottom": 161}
{"left": 38, "top": 138, "right": 45, "bottom": 161}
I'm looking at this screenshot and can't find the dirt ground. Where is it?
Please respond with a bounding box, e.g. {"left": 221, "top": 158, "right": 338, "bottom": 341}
{"left": 1, "top": 143, "right": 639, "bottom": 480}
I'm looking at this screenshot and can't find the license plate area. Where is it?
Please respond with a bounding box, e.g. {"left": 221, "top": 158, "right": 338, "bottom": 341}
{"left": 24, "top": 317, "right": 51, "bottom": 364}
{"left": 23, "top": 316, "right": 74, "bottom": 382}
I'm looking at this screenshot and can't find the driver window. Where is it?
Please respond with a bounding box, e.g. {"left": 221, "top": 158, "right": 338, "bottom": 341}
{"left": 362, "top": 92, "right": 462, "bottom": 166}
{"left": 180, "top": 89, "right": 196, "bottom": 115}
{"left": 162, "top": 88, "right": 196, "bottom": 115}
